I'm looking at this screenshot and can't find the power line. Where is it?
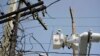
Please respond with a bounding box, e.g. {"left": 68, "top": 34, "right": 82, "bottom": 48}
{"left": 19, "top": 15, "right": 32, "bottom": 22}
{"left": 30, "top": 33, "right": 47, "bottom": 53}
{"left": 47, "top": 0, "right": 61, "bottom": 8}
{"left": 47, "top": 30, "right": 53, "bottom": 52}
{"left": 18, "top": 16, "right": 100, "bottom": 23}
{"left": 21, "top": 16, "right": 100, "bottom": 20}
{"left": 19, "top": 51, "right": 100, "bottom": 56}
{"left": 17, "top": 42, "right": 51, "bottom": 44}
{"left": 23, "top": 25, "right": 100, "bottom": 30}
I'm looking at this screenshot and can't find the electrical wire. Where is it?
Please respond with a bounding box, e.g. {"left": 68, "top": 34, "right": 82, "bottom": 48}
{"left": 23, "top": 33, "right": 26, "bottom": 53}
{"left": 17, "top": 43, "right": 51, "bottom": 45}
{"left": 17, "top": 23, "right": 33, "bottom": 50}
{"left": 19, "top": 33, "right": 34, "bottom": 51}
{"left": 16, "top": 22, "right": 26, "bottom": 52}
{"left": 28, "top": 35, "right": 34, "bottom": 51}
{"left": 47, "top": 0, "right": 61, "bottom": 8}
{"left": 23, "top": 25, "right": 100, "bottom": 30}
{"left": 20, "top": 51, "right": 100, "bottom": 56}
{"left": 18, "top": 17, "right": 100, "bottom": 23}
{"left": 30, "top": 33, "right": 47, "bottom": 53}
{"left": 43, "top": 17, "right": 100, "bottom": 19}
{"left": 45, "top": 12, "right": 56, "bottom": 19}
{"left": 19, "top": 22, "right": 26, "bottom": 52}
{"left": 17, "top": 32, "right": 44, "bottom": 54}
{"left": 19, "top": 15, "right": 32, "bottom": 22}
{"left": 47, "top": 30, "right": 53, "bottom": 52}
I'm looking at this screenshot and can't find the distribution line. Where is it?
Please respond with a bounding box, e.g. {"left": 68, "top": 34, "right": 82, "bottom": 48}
{"left": 18, "top": 16, "right": 100, "bottom": 23}
{"left": 31, "top": 33, "right": 47, "bottom": 53}
{"left": 22, "top": 25, "right": 100, "bottom": 30}
{"left": 19, "top": 51, "right": 100, "bottom": 56}
{"left": 47, "top": 0, "right": 61, "bottom": 8}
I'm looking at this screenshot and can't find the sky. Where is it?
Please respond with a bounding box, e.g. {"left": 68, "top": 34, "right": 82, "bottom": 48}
{"left": 0, "top": 0, "right": 100, "bottom": 56}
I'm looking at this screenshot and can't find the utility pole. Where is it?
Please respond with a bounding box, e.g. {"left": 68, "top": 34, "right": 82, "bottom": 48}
{"left": 0, "top": 0, "right": 17, "bottom": 56}
{"left": 9, "top": 0, "right": 22, "bottom": 56}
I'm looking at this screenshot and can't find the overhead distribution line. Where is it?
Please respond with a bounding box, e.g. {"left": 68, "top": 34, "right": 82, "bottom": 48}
{"left": 23, "top": 25, "right": 100, "bottom": 30}
{"left": 19, "top": 17, "right": 100, "bottom": 22}
{"left": 17, "top": 51, "right": 100, "bottom": 56}
{"left": 47, "top": 0, "right": 61, "bottom": 8}
{"left": 17, "top": 42, "right": 51, "bottom": 45}
{"left": 43, "top": 17, "right": 100, "bottom": 19}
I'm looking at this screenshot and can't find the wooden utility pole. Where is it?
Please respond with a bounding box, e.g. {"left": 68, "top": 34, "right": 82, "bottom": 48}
{"left": 9, "top": 0, "right": 23, "bottom": 56}
{"left": 0, "top": 0, "right": 17, "bottom": 56}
